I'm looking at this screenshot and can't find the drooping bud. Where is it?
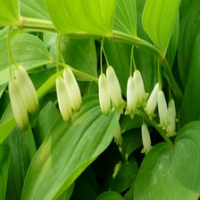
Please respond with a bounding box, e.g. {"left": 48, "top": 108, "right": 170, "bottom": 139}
{"left": 9, "top": 79, "right": 29, "bottom": 131}
{"left": 126, "top": 76, "right": 137, "bottom": 119}
{"left": 98, "top": 73, "right": 110, "bottom": 115}
{"left": 56, "top": 77, "right": 72, "bottom": 122}
{"left": 15, "top": 65, "right": 38, "bottom": 113}
{"left": 158, "top": 90, "right": 169, "bottom": 129}
{"left": 63, "top": 68, "right": 82, "bottom": 111}
{"left": 106, "top": 66, "right": 123, "bottom": 113}
{"left": 141, "top": 123, "right": 152, "bottom": 155}
{"left": 145, "top": 83, "right": 159, "bottom": 119}
{"left": 134, "top": 70, "right": 148, "bottom": 107}
{"left": 166, "top": 99, "right": 177, "bottom": 137}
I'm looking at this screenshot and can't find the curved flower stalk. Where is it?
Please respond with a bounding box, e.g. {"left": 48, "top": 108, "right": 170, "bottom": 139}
{"left": 56, "top": 76, "right": 72, "bottom": 122}
{"left": 98, "top": 73, "right": 110, "bottom": 115}
{"left": 141, "top": 123, "right": 152, "bottom": 155}
{"left": 9, "top": 79, "right": 29, "bottom": 131}
{"left": 145, "top": 83, "right": 159, "bottom": 119}
{"left": 134, "top": 70, "right": 148, "bottom": 107}
{"left": 15, "top": 65, "right": 39, "bottom": 113}
{"left": 63, "top": 68, "right": 82, "bottom": 111}
{"left": 166, "top": 99, "right": 177, "bottom": 137}
{"left": 158, "top": 90, "right": 169, "bottom": 129}
{"left": 126, "top": 76, "right": 137, "bottom": 119}
{"left": 106, "top": 66, "right": 123, "bottom": 113}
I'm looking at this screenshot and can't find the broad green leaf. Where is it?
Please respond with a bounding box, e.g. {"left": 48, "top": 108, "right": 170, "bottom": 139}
{"left": 20, "top": 0, "right": 50, "bottom": 20}
{"left": 34, "top": 101, "right": 60, "bottom": 148}
{"left": 113, "top": 0, "right": 137, "bottom": 36}
{"left": 5, "top": 126, "right": 36, "bottom": 200}
{"left": 0, "top": 84, "right": 7, "bottom": 98}
{"left": 21, "top": 95, "right": 119, "bottom": 200}
{"left": 173, "top": 122, "right": 200, "bottom": 192}
{"left": 96, "top": 191, "right": 125, "bottom": 200}
{"left": 178, "top": 1, "right": 200, "bottom": 87}
{"left": 0, "top": 0, "right": 20, "bottom": 26}
{"left": 50, "top": 36, "right": 97, "bottom": 80}
{"left": 179, "top": 32, "right": 200, "bottom": 127}
{"left": 0, "top": 145, "right": 10, "bottom": 200}
{"left": 142, "top": 0, "right": 181, "bottom": 56}
{"left": 57, "top": 183, "right": 74, "bottom": 200}
{"left": 134, "top": 142, "right": 199, "bottom": 200}
{"left": 0, "top": 34, "right": 51, "bottom": 85}
{"left": 44, "top": 0, "right": 116, "bottom": 36}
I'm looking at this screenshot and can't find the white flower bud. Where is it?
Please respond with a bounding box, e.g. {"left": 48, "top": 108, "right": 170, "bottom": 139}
{"left": 141, "top": 123, "right": 152, "bottom": 155}
{"left": 15, "top": 65, "right": 38, "bottom": 113}
{"left": 9, "top": 80, "right": 29, "bottom": 131}
{"left": 134, "top": 70, "right": 147, "bottom": 107}
{"left": 126, "top": 76, "right": 137, "bottom": 119}
{"left": 106, "top": 66, "right": 123, "bottom": 113}
{"left": 145, "top": 83, "right": 159, "bottom": 119}
{"left": 166, "top": 99, "right": 177, "bottom": 137}
{"left": 56, "top": 77, "right": 72, "bottom": 122}
{"left": 63, "top": 68, "right": 82, "bottom": 111}
{"left": 158, "top": 90, "right": 169, "bottom": 129}
{"left": 98, "top": 74, "right": 110, "bottom": 115}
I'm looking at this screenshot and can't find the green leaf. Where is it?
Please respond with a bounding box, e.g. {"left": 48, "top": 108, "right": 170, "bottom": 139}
{"left": 142, "top": 0, "right": 181, "bottom": 56}
{"left": 178, "top": 1, "right": 200, "bottom": 87}
{"left": 44, "top": 0, "right": 116, "bottom": 36}
{"left": 134, "top": 142, "right": 199, "bottom": 200}
{"left": 113, "top": 0, "right": 137, "bottom": 36}
{"left": 0, "top": 34, "right": 51, "bottom": 85}
{"left": 179, "top": 31, "right": 200, "bottom": 127}
{"left": 20, "top": 0, "right": 50, "bottom": 20}
{"left": 57, "top": 183, "right": 74, "bottom": 200}
{"left": 173, "top": 122, "right": 200, "bottom": 193}
{"left": 50, "top": 36, "right": 97, "bottom": 80}
{"left": 5, "top": 126, "right": 36, "bottom": 200}
{"left": 21, "top": 95, "right": 119, "bottom": 200}
{"left": 96, "top": 191, "right": 125, "bottom": 200}
{"left": 34, "top": 101, "right": 60, "bottom": 148}
{"left": 0, "top": 0, "right": 20, "bottom": 26}
{"left": 0, "top": 145, "right": 10, "bottom": 200}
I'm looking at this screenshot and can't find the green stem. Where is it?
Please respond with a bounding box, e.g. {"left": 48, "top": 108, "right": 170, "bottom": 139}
{"left": 57, "top": 62, "right": 98, "bottom": 82}
{"left": 56, "top": 34, "right": 62, "bottom": 73}
{"left": 158, "top": 59, "right": 162, "bottom": 89}
{"left": 100, "top": 38, "right": 104, "bottom": 74}
{"left": 136, "top": 109, "right": 173, "bottom": 146}
{"left": 130, "top": 45, "right": 134, "bottom": 75}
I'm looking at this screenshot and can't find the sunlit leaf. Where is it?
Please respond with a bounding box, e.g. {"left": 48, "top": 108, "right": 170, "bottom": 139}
{"left": 44, "top": 0, "right": 116, "bottom": 36}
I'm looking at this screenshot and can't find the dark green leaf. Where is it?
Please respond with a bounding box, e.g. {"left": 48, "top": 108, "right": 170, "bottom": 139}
{"left": 96, "top": 191, "right": 124, "bottom": 200}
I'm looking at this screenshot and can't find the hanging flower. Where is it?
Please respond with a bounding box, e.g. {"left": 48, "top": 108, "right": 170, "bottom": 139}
{"left": 145, "top": 83, "right": 159, "bottom": 119}
{"left": 106, "top": 66, "right": 123, "bottom": 113}
{"left": 166, "top": 99, "right": 177, "bottom": 137}
{"left": 63, "top": 68, "right": 82, "bottom": 111}
{"left": 134, "top": 70, "right": 148, "bottom": 107}
{"left": 98, "top": 73, "right": 110, "bottom": 115}
{"left": 158, "top": 90, "right": 169, "bottom": 129}
{"left": 9, "top": 79, "right": 29, "bottom": 131}
{"left": 126, "top": 76, "right": 137, "bottom": 119}
{"left": 141, "top": 123, "right": 152, "bottom": 155}
{"left": 56, "top": 76, "right": 72, "bottom": 122}
{"left": 15, "top": 65, "right": 39, "bottom": 113}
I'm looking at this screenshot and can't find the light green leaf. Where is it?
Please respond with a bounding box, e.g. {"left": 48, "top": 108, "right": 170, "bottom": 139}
{"left": 20, "top": 0, "right": 50, "bottom": 20}
{"left": 0, "top": 0, "right": 20, "bottom": 26}
{"left": 44, "top": 0, "right": 116, "bottom": 36}
{"left": 0, "top": 145, "right": 10, "bottom": 200}
{"left": 142, "top": 0, "right": 181, "bottom": 56}
{"left": 21, "top": 95, "right": 119, "bottom": 200}
{"left": 0, "top": 34, "right": 51, "bottom": 85}
{"left": 113, "top": 0, "right": 137, "bottom": 36}
{"left": 57, "top": 183, "right": 74, "bottom": 200}
{"left": 96, "top": 191, "right": 125, "bottom": 200}
{"left": 5, "top": 126, "right": 36, "bottom": 200}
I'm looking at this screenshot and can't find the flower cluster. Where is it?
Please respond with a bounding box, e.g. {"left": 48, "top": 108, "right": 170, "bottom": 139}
{"left": 9, "top": 66, "right": 39, "bottom": 131}
{"left": 98, "top": 66, "right": 124, "bottom": 115}
{"left": 56, "top": 68, "right": 82, "bottom": 122}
